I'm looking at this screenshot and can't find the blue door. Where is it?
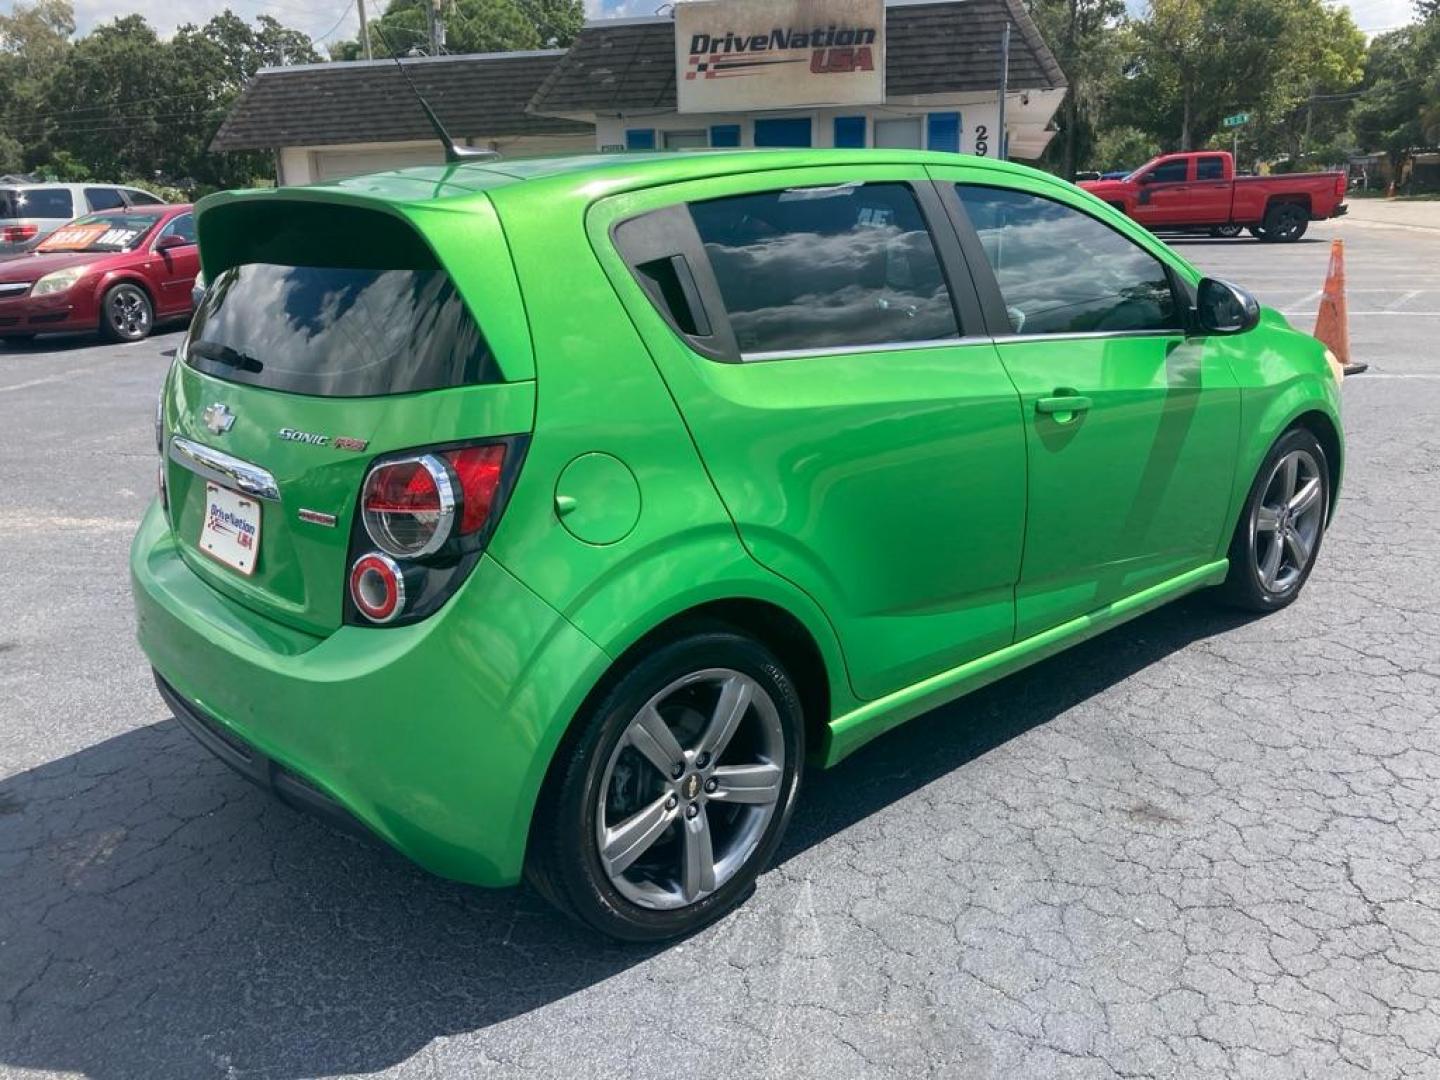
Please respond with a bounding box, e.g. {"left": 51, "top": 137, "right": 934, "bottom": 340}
{"left": 753, "top": 118, "right": 812, "bottom": 148}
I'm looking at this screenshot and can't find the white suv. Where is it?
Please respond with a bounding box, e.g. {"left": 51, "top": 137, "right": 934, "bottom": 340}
{"left": 0, "top": 183, "right": 166, "bottom": 256}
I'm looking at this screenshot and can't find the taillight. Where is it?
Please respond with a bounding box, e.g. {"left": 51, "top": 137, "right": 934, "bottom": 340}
{"left": 1, "top": 224, "right": 38, "bottom": 244}
{"left": 361, "top": 455, "right": 455, "bottom": 558}
{"left": 360, "top": 446, "right": 508, "bottom": 559}
{"left": 349, "top": 553, "right": 406, "bottom": 624}
{"left": 1335, "top": 175, "right": 1346, "bottom": 198}
{"left": 346, "top": 437, "right": 524, "bottom": 627}
{"left": 445, "top": 445, "right": 506, "bottom": 532}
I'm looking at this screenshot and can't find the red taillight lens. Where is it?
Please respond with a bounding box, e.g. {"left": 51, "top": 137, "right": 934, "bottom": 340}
{"left": 1336, "top": 175, "right": 1346, "bottom": 197}
{"left": 349, "top": 553, "right": 406, "bottom": 623}
{"left": 1, "top": 224, "right": 38, "bottom": 243}
{"left": 361, "top": 455, "right": 454, "bottom": 558}
{"left": 444, "top": 444, "right": 506, "bottom": 534}
{"left": 360, "top": 445, "right": 507, "bottom": 558}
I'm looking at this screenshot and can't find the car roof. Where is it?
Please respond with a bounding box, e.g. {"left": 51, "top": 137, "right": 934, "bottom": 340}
{"left": 201, "top": 149, "right": 1060, "bottom": 214}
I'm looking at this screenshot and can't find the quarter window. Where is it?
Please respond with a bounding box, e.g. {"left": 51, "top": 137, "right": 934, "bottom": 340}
{"left": 688, "top": 182, "right": 959, "bottom": 354}
{"left": 955, "top": 185, "right": 1179, "bottom": 336}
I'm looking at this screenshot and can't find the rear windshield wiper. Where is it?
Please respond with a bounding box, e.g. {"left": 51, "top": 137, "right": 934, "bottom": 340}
{"left": 189, "top": 340, "right": 263, "bottom": 374}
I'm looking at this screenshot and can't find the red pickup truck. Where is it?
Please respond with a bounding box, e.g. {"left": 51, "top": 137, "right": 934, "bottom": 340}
{"left": 1078, "top": 151, "right": 1347, "bottom": 242}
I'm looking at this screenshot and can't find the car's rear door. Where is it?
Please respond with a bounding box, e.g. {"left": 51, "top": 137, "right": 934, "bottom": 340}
{"left": 590, "top": 166, "right": 1027, "bottom": 701}
{"left": 930, "top": 168, "right": 1241, "bottom": 639}
{"left": 1188, "top": 155, "right": 1233, "bottom": 225}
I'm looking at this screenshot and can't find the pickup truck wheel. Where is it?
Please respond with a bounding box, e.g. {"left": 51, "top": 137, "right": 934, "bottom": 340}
{"left": 1248, "top": 226, "right": 1268, "bottom": 239}
{"left": 1262, "top": 204, "right": 1309, "bottom": 243}
{"left": 1210, "top": 224, "right": 1244, "bottom": 238}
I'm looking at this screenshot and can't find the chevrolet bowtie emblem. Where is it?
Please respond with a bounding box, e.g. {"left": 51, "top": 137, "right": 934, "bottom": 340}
{"left": 202, "top": 402, "right": 236, "bottom": 435}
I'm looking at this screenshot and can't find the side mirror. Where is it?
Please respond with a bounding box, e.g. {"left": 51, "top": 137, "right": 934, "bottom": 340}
{"left": 1195, "top": 277, "right": 1260, "bottom": 334}
{"left": 1137, "top": 172, "right": 1155, "bottom": 185}
{"left": 156, "top": 234, "right": 191, "bottom": 251}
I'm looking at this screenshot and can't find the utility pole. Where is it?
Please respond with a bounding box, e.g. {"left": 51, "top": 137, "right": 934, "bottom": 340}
{"left": 357, "top": 0, "right": 372, "bottom": 60}
{"left": 996, "top": 22, "right": 1011, "bottom": 161}
{"left": 427, "top": 0, "right": 444, "bottom": 55}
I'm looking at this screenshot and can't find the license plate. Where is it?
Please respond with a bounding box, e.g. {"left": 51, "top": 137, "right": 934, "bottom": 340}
{"left": 199, "top": 482, "right": 261, "bottom": 576}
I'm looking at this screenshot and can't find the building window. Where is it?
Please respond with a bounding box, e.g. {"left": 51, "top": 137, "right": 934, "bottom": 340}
{"left": 710, "top": 124, "right": 741, "bottom": 148}
{"left": 833, "top": 116, "right": 866, "bottom": 148}
{"left": 873, "top": 117, "right": 923, "bottom": 149}
{"left": 625, "top": 129, "right": 656, "bottom": 151}
{"left": 688, "top": 181, "right": 960, "bottom": 355}
{"left": 927, "top": 113, "right": 960, "bottom": 154}
{"left": 664, "top": 129, "right": 708, "bottom": 150}
{"left": 753, "top": 117, "right": 812, "bottom": 148}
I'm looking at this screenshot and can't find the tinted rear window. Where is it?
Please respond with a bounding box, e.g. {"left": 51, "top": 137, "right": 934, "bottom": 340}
{"left": 184, "top": 263, "right": 494, "bottom": 397}
{"left": 2, "top": 187, "right": 73, "bottom": 219}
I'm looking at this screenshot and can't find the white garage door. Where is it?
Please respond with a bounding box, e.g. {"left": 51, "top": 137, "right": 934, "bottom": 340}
{"left": 312, "top": 145, "right": 445, "bottom": 182}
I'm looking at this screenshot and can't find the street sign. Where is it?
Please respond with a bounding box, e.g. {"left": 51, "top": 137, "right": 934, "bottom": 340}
{"left": 1222, "top": 112, "right": 1251, "bottom": 128}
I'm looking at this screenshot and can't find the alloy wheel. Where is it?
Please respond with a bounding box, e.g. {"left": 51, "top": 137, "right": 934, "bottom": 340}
{"left": 595, "top": 668, "right": 785, "bottom": 911}
{"left": 108, "top": 286, "right": 151, "bottom": 339}
{"left": 1251, "top": 448, "right": 1324, "bottom": 594}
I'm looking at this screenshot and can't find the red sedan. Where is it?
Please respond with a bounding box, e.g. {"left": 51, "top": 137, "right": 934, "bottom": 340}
{"left": 0, "top": 204, "right": 199, "bottom": 344}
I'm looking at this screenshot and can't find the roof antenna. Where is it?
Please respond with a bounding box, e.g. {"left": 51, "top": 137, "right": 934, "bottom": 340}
{"left": 371, "top": 24, "right": 498, "bottom": 164}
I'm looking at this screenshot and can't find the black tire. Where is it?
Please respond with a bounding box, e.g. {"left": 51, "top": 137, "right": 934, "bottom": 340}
{"left": 1260, "top": 203, "right": 1309, "bottom": 243}
{"left": 1218, "top": 427, "right": 1330, "bottom": 612}
{"left": 100, "top": 282, "right": 153, "bottom": 342}
{"left": 2, "top": 334, "right": 36, "bottom": 346}
{"left": 1210, "top": 223, "right": 1244, "bottom": 238}
{"left": 1247, "top": 225, "right": 1268, "bottom": 240}
{"left": 526, "top": 628, "right": 805, "bottom": 941}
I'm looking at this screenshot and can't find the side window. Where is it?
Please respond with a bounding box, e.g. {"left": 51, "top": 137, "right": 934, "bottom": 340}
{"left": 1144, "top": 160, "right": 1188, "bottom": 184}
{"left": 158, "top": 213, "right": 196, "bottom": 244}
{"left": 687, "top": 182, "right": 959, "bottom": 355}
{"left": 1196, "top": 157, "right": 1225, "bottom": 181}
{"left": 85, "top": 187, "right": 126, "bottom": 211}
{"left": 126, "top": 188, "right": 165, "bottom": 206}
{"left": 956, "top": 185, "right": 1179, "bottom": 336}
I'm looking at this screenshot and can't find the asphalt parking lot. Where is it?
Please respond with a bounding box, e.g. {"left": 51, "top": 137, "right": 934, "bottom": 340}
{"left": 2, "top": 214, "right": 1439, "bottom": 1079}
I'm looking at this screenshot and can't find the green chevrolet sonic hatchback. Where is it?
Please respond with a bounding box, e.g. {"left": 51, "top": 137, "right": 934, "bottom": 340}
{"left": 132, "top": 149, "right": 1343, "bottom": 940}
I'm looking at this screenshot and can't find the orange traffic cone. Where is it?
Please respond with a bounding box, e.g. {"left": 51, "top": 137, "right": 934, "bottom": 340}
{"left": 1313, "top": 238, "right": 1366, "bottom": 376}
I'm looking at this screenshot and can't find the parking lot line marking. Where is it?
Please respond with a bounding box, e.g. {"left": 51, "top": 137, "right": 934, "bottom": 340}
{"left": 1385, "top": 289, "right": 1423, "bottom": 310}
{"left": 0, "top": 360, "right": 115, "bottom": 395}
{"left": 1347, "top": 373, "right": 1440, "bottom": 380}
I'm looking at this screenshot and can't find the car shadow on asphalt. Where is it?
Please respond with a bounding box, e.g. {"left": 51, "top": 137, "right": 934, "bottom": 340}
{"left": 0, "top": 597, "right": 1251, "bottom": 1079}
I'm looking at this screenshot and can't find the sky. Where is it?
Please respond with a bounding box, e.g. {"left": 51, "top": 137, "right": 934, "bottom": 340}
{"left": 10, "top": 0, "right": 1426, "bottom": 54}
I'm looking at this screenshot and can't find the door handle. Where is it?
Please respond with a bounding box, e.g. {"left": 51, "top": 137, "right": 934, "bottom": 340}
{"left": 1036, "top": 391, "right": 1088, "bottom": 420}
{"left": 1036, "top": 394, "right": 1093, "bottom": 416}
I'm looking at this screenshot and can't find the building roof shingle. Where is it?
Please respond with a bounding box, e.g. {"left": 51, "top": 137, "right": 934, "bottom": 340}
{"left": 528, "top": 0, "right": 1066, "bottom": 118}
{"left": 210, "top": 50, "right": 591, "bottom": 153}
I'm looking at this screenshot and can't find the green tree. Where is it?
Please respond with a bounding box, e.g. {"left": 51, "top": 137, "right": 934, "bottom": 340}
{"left": 1352, "top": 20, "right": 1440, "bottom": 182}
{"left": 0, "top": 0, "right": 76, "bottom": 174}
{"left": 1029, "top": 0, "right": 1127, "bottom": 179}
{"left": 1119, "top": 0, "right": 1363, "bottom": 159}
{"left": 338, "top": 0, "right": 544, "bottom": 58}
{"left": 514, "top": 0, "right": 584, "bottom": 47}
{"left": 1089, "top": 125, "right": 1160, "bottom": 171}
{"left": 15, "top": 8, "right": 320, "bottom": 188}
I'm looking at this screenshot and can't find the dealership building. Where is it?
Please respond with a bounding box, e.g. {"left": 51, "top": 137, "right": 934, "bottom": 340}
{"left": 211, "top": 0, "right": 1066, "bottom": 185}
